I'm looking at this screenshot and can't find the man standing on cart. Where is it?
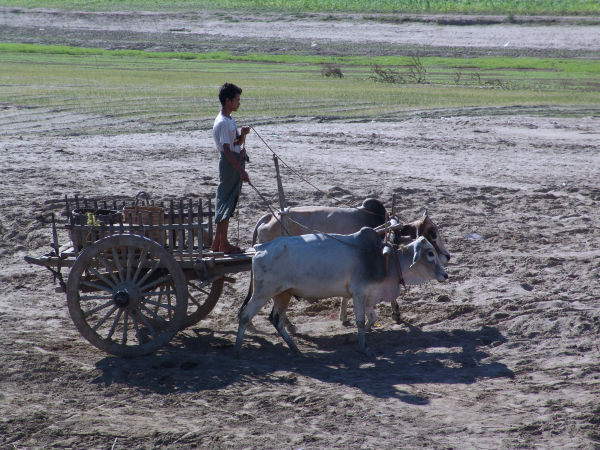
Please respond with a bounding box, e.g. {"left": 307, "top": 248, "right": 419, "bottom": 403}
{"left": 210, "top": 82, "right": 250, "bottom": 254}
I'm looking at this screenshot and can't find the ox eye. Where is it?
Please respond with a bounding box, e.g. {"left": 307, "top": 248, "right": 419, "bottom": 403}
{"left": 429, "top": 231, "right": 437, "bottom": 239}
{"left": 428, "top": 251, "right": 435, "bottom": 258}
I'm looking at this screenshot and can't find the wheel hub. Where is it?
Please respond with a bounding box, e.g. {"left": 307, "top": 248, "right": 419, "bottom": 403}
{"left": 113, "top": 288, "right": 131, "bottom": 307}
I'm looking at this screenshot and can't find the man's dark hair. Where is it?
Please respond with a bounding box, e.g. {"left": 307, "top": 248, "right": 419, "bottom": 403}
{"left": 219, "top": 82, "right": 242, "bottom": 106}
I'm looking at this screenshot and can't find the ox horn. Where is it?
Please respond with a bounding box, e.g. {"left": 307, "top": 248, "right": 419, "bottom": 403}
{"left": 422, "top": 208, "right": 429, "bottom": 218}
{"left": 410, "top": 237, "right": 424, "bottom": 268}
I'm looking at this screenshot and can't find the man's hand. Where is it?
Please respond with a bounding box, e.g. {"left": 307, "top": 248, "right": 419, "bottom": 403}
{"left": 240, "top": 170, "right": 250, "bottom": 183}
{"left": 240, "top": 126, "right": 250, "bottom": 136}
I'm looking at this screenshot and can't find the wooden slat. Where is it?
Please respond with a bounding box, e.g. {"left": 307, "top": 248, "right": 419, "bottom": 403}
{"left": 159, "top": 209, "right": 165, "bottom": 247}
{"left": 198, "top": 199, "right": 204, "bottom": 256}
{"left": 168, "top": 200, "right": 175, "bottom": 254}
{"left": 178, "top": 199, "right": 184, "bottom": 261}
{"left": 64, "top": 195, "right": 71, "bottom": 221}
{"left": 207, "top": 197, "right": 213, "bottom": 245}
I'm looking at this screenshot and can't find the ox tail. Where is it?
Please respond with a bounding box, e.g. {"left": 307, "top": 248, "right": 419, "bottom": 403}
{"left": 240, "top": 274, "right": 254, "bottom": 318}
{"left": 240, "top": 213, "right": 272, "bottom": 317}
{"left": 251, "top": 212, "right": 273, "bottom": 247}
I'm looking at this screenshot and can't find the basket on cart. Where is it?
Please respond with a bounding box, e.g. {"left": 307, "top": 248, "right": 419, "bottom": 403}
{"left": 69, "top": 208, "right": 123, "bottom": 252}
{"left": 122, "top": 192, "right": 165, "bottom": 242}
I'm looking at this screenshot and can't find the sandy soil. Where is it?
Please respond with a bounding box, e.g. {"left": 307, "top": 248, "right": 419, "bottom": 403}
{"left": 1, "top": 8, "right": 600, "bottom": 449}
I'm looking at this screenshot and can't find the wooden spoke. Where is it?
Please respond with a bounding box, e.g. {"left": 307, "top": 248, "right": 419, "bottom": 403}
{"left": 139, "top": 274, "right": 171, "bottom": 293}
{"left": 80, "top": 278, "right": 114, "bottom": 294}
{"left": 180, "top": 277, "right": 224, "bottom": 329}
{"left": 96, "top": 254, "right": 120, "bottom": 286}
{"left": 92, "top": 305, "right": 119, "bottom": 332}
{"left": 85, "top": 265, "right": 116, "bottom": 291}
{"left": 136, "top": 311, "right": 159, "bottom": 341}
{"left": 142, "top": 289, "right": 176, "bottom": 298}
{"left": 111, "top": 247, "right": 125, "bottom": 283}
{"left": 142, "top": 298, "right": 178, "bottom": 312}
{"left": 188, "top": 291, "right": 203, "bottom": 307}
{"left": 122, "top": 311, "right": 129, "bottom": 345}
{"left": 132, "top": 248, "right": 148, "bottom": 284}
{"left": 189, "top": 283, "right": 212, "bottom": 297}
{"left": 131, "top": 313, "right": 143, "bottom": 346}
{"left": 106, "top": 309, "right": 123, "bottom": 340}
{"left": 126, "top": 246, "right": 134, "bottom": 281}
{"left": 136, "top": 257, "right": 163, "bottom": 288}
{"left": 84, "top": 299, "right": 115, "bottom": 317}
{"left": 80, "top": 293, "right": 113, "bottom": 302}
{"left": 140, "top": 304, "right": 168, "bottom": 326}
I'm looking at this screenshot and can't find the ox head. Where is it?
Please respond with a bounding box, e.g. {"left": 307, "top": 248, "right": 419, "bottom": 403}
{"left": 393, "top": 210, "right": 451, "bottom": 266}
{"left": 418, "top": 209, "right": 450, "bottom": 265}
{"left": 405, "top": 236, "right": 448, "bottom": 283}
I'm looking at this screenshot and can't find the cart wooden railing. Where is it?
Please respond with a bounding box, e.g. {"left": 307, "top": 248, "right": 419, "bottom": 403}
{"left": 25, "top": 193, "right": 254, "bottom": 357}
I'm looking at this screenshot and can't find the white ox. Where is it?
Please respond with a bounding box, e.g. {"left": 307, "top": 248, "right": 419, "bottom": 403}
{"left": 248, "top": 200, "right": 451, "bottom": 327}
{"left": 236, "top": 228, "right": 448, "bottom": 356}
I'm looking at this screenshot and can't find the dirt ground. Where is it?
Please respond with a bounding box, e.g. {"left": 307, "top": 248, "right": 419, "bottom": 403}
{"left": 1, "top": 7, "right": 600, "bottom": 449}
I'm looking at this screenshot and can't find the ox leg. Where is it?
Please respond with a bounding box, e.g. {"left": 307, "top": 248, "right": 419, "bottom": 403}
{"left": 282, "top": 310, "right": 297, "bottom": 335}
{"left": 339, "top": 297, "right": 352, "bottom": 326}
{"left": 235, "top": 294, "right": 267, "bottom": 354}
{"left": 365, "top": 306, "right": 377, "bottom": 331}
{"left": 269, "top": 292, "right": 301, "bottom": 356}
{"left": 352, "top": 296, "right": 374, "bottom": 356}
{"left": 391, "top": 298, "right": 402, "bottom": 324}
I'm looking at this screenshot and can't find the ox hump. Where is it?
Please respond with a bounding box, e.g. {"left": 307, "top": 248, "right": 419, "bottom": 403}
{"left": 355, "top": 227, "right": 383, "bottom": 248}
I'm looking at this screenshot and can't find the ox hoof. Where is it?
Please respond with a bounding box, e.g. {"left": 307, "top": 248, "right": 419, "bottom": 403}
{"left": 342, "top": 320, "right": 352, "bottom": 327}
{"left": 285, "top": 323, "right": 297, "bottom": 335}
{"left": 391, "top": 313, "right": 402, "bottom": 324}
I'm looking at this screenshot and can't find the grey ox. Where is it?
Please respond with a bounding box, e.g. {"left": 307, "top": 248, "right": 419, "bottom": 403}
{"left": 236, "top": 227, "right": 448, "bottom": 356}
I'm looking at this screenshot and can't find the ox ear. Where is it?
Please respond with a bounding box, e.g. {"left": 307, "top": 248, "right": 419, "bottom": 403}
{"left": 411, "top": 237, "right": 424, "bottom": 268}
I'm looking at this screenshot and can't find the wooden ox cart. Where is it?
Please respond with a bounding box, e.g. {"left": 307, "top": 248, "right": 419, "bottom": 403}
{"left": 25, "top": 192, "right": 254, "bottom": 357}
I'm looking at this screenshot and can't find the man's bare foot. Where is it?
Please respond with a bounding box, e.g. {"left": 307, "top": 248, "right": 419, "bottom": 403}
{"left": 219, "top": 243, "right": 244, "bottom": 254}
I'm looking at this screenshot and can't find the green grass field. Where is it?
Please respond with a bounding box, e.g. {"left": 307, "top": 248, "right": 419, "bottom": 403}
{"left": 1, "top": 0, "right": 599, "bottom": 15}
{"left": 1, "top": 43, "right": 599, "bottom": 135}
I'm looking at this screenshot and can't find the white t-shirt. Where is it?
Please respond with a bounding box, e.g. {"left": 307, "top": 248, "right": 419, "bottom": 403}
{"left": 213, "top": 111, "right": 241, "bottom": 153}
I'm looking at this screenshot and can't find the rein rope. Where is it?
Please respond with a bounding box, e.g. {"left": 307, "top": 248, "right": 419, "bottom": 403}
{"left": 249, "top": 126, "right": 393, "bottom": 219}
{"left": 246, "top": 126, "right": 411, "bottom": 247}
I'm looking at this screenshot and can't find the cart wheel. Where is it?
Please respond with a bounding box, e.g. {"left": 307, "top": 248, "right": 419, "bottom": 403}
{"left": 66, "top": 234, "right": 187, "bottom": 357}
{"left": 182, "top": 277, "right": 224, "bottom": 328}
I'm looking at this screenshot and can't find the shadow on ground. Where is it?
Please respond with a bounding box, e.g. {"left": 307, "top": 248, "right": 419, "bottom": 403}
{"left": 93, "top": 325, "right": 513, "bottom": 404}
